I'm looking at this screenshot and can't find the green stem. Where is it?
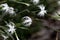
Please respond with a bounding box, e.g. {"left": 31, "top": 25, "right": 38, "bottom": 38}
{"left": 11, "top": 1, "right": 30, "bottom": 6}
{"left": 19, "top": 9, "right": 30, "bottom": 14}
{"left": 15, "top": 31, "right": 20, "bottom": 40}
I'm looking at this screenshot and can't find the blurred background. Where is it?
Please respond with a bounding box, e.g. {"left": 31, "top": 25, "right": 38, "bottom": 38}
{"left": 0, "top": 0, "right": 60, "bottom": 40}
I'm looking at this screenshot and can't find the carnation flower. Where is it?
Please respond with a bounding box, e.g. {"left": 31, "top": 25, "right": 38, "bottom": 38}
{"left": 1, "top": 3, "right": 9, "bottom": 12}
{"left": 31, "top": 0, "right": 39, "bottom": 5}
{"left": 22, "top": 16, "right": 32, "bottom": 27}
{"left": 8, "top": 7, "right": 15, "bottom": 15}
{"left": 37, "top": 4, "right": 47, "bottom": 16}
{"left": 1, "top": 3, "right": 15, "bottom": 15}
{"left": 6, "top": 21, "right": 16, "bottom": 34}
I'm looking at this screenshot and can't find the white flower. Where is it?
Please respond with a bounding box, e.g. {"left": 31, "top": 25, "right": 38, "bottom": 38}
{"left": 1, "top": 34, "right": 8, "bottom": 40}
{"left": 8, "top": 7, "right": 15, "bottom": 15}
{"left": 57, "top": 1, "right": 60, "bottom": 5}
{"left": 6, "top": 21, "right": 16, "bottom": 34}
{"left": 22, "top": 16, "right": 32, "bottom": 27}
{"left": 31, "top": 0, "right": 39, "bottom": 5}
{"left": 1, "top": 3, "right": 9, "bottom": 12}
{"left": 1, "top": 3, "right": 15, "bottom": 15}
{"left": 37, "top": 10, "right": 46, "bottom": 16}
{"left": 37, "top": 4, "right": 47, "bottom": 16}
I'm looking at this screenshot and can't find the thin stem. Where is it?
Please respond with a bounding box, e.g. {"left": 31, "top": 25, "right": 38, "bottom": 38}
{"left": 12, "top": 1, "right": 30, "bottom": 6}
{"left": 19, "top": 9, "right": 30, "bottom": 14}
{"left": 56, "top": 32, "right": 58, "bottom": 40}
{"left": 15, "top": 31, "right": 20, "bottom": 40}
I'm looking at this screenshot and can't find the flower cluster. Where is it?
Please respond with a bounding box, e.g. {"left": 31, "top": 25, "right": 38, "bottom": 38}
{"left": 31, "top": 0, "right": 47, "bottom": 16}
{"left": 0, "top": 0, "right": 48, "bottom": 40}
{"left": 0, "top": 3, "right": 15, "bottom": 15}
